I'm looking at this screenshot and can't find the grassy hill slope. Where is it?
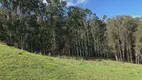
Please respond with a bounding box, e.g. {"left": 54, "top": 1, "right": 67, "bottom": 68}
{"left": 0, "top": 44, "right": 142, "bottom": 80}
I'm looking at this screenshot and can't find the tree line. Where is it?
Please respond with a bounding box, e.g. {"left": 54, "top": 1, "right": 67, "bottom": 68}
{"left": 0, "top": 0, "right": 142, "bottom": 64}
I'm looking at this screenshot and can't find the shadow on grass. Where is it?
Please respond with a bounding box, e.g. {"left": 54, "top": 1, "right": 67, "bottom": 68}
{"left": 49, "top": 55, "right": 116, "bottom": 62}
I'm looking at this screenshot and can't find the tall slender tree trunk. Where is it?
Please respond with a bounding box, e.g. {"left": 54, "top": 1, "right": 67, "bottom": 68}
{"left": 51, "top": 27, "right": 56, "bottom": 55}
{"left": 75, "top": 32, "right": 79, "bottom": 56}
{"left": 114, "top": 44, "right": 118, "bottom": 60}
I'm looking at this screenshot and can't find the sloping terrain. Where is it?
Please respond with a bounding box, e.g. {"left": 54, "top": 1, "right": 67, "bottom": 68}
{"left": 0, "top": 44, "right": 142, "bottom": 80}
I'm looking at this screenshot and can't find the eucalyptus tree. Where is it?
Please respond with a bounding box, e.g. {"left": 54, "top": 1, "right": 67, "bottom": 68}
{"left": 88, "top": 14, "right": 107, "bottom": 57}
{"left": 41, "top": 0, "right": 66, "bottom": 55}
{"left": 0, "top": 0, "right": 43, "bottom": 50}
{"left": 65, "top": 6, "right": 87, "bottom": 56}
{"left": 107, "top": 16, "right": 138, "bottom": 62}
{"left": 135, "top": 21, "right": 142, "bottom": 64}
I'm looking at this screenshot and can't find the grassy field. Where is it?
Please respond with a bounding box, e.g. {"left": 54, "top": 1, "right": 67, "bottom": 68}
{"left": 0, "top": 44, "right": 142, "bottom": 80}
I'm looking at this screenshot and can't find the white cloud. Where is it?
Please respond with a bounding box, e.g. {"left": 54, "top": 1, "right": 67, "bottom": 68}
{"left": 43, "top": 0, "right": 66, "bottom": 5}
{"left": 66, "top": 0, "right": 88, "bottom": 6}
{"left": 43, "top": 0, "right": 48, "bottom": 5}
{"left": 76, "top": 0, "right": 88, "bottom": 4}
{"left": 67, "top": 2, "right": 76, "bottom": 6}
{"left": 60, "top": 0, "right": 66, "bottom": 2}
{"left": 132, "top": 16, "right": 141, "bottom": 18}
{"left": 42, "top": 0, "right": 88, "bottom": 7}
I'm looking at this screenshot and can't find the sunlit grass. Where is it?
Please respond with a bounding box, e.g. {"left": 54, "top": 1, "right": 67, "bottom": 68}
{"left": 0, "top": 44, "right": 142, "bottom": 80}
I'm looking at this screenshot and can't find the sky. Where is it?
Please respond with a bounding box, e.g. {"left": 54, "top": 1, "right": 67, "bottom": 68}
{"left": 63, "top": 0, "right": 142, "bottom": 19}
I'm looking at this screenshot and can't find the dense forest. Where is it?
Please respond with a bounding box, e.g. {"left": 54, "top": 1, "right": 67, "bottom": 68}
{"left": 0, "top": 0, "right": 142, "bottom": 64}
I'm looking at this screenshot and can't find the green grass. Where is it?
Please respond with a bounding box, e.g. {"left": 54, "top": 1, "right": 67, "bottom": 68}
{"left": 0, "top": 44, "right": 142, "bottom": 80}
